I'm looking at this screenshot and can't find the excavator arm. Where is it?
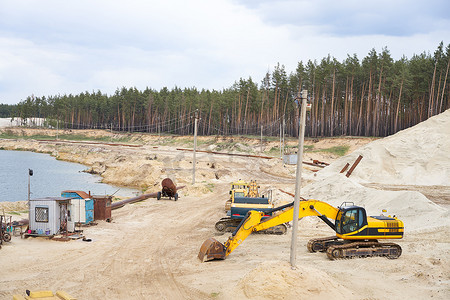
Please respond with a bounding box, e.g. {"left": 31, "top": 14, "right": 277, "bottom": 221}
{"left": 199, "top": 200, "right": 339, "bottom": 262}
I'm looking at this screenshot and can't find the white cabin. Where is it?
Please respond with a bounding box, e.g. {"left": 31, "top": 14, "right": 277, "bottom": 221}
{"left": 29, "top": 197, "right": 71, "bottom": 235}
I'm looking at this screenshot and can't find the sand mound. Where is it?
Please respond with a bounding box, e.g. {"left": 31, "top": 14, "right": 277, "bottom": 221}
{"left": 234, "top": 261, "right": 354, "bottom": 299}
{"left": 319, "top": 109, "right": 450, "bottom": 186}
{"left": 303, "top": 110, "right": 450, "bottom": 232}
{"left": 0, "top": 200, "right": 28, "bottom": 213}
{"left": 302, "top": 174, "right": 449, "bottom": 232}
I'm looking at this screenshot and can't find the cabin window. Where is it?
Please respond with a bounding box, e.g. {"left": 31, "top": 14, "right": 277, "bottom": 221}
{"left": 358, "top": 209, "right": 364, "bottom": 227}
{"left": 341, "top": 209, "right": 359, "bottom": 233}
{"left": 35, "top": 207, "right": 49, "bottom": 223}
{"left": 335, "top": 211, "right": 343, "bottom": 234}
{"left": 234, "top": 192, "right": 245, "bottom": 198}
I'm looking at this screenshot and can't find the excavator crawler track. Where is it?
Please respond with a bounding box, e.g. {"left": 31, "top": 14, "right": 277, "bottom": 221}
{"left": 215, "top": 218, "right": 287, "bottom": 235}
{"left": 326, "top": 241, "right": 402, "bottom": 260}
{"left": 215, "top": 218, "right": 241, "bottom": 233}
{"left": 260, "top": 224, "right": 287, "bottom": 235}
{"left": 307, "top": 236, "right": 341, "bottom": 252}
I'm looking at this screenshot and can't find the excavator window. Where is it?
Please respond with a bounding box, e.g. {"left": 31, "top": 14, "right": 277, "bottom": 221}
{"left": 336, "top": 207, "right": 367, "bottom": 234}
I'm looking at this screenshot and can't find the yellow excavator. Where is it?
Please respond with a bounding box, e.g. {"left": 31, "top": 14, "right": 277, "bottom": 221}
{"left": 218, "top": 180, "right": 282, "bottom": 234}
{"left": 199, "top": 199, "right": 404, "bottom": 262}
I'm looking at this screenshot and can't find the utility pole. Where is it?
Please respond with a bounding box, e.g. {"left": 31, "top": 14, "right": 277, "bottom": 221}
{"left": 260, "top": 125, "right": 263, "bottom": 153}
{"left": 192, "top": 110, "right": 198, "bottom": 185}
{"left": 290, "top": 90, "right": 309, "bottom": 269}
{"left": 282, "top": 118, "right": 285, "bottom": 157}
{"left": 158, "top": 117, "right": 161, "bottom": 141}
{"left": 279, "top": 123, "right": 282, "bottom": 158}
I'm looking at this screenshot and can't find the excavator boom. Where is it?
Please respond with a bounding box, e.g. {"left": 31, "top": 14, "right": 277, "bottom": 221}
{"left": 199, "top": 200, "right": 339, "bottom": 262}
{"left": 198, "top": 199, "right": 404, "bottom": 262}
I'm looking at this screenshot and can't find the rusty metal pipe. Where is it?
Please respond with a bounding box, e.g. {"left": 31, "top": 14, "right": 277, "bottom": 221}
{"left": 346, "top": 155, "right": 363, "bottom": 177}
{"left": 176, "top": 148, "right": 274, "bottom": 159}
{"left": 111, "top": 192, "right": 158, "bottom": 210}
{"left": 111, "top": 181, "right": 185, "bottom": 210}
{"left": 340, "top": 163, "right": 350, "bottom": 173}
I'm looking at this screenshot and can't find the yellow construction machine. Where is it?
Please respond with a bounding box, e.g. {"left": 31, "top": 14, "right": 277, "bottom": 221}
{"left": 247, "top": 180, "right": 260, "bottom": 198}
{"left": 199, "top": 200, "right": 404, "bottom": 262}
{"left": 224, "top": 179, "right": 251, "bottom": 211}
{"left": 218, "top": 180, "right": 282, "bottom": 233}
{"left": 13, "top": 290, "right": 75, "bottom": 300}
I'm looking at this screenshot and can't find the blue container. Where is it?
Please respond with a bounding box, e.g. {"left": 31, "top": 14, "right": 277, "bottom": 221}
{"left": 85, "top": 199, "right": 94, "bottom": 224}
{"left": 61, "top": 191, "right": 94, "bottom": 224}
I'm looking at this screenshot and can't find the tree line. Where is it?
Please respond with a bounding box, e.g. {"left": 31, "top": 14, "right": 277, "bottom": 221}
{"left": 3, "top": 42, "right": 449, "bottom": 138}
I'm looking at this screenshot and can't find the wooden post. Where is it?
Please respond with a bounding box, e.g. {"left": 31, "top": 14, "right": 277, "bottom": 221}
{"left": 290, "top": 90, "right": 308, "bottom": 269}
{"left": 260, "top": 125, "right": 263, "bottom": 153}
{"left": 193, "top": 110, "right": 198, "bottom": 185}
{"left": 282, "top": 118, "right": 285, "bottom": 165}
{"left": 158, "top": 117, "right": 161, "bottom": 141}
{"left": 279, "top": 123, "right": 282, "bottom": 158}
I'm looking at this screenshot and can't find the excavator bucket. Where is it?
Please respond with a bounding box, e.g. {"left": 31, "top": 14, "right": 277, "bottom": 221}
{"left": 198, "top": 238, "right": 226, "bottom": 262}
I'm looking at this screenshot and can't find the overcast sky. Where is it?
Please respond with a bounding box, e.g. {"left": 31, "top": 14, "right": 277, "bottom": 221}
{"left": 1, "top": 0, "right": 449, "bottom": 105}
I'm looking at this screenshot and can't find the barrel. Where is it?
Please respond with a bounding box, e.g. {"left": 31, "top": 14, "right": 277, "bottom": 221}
{"left": 162, "top": 178, "right": 177, "bottom": 196}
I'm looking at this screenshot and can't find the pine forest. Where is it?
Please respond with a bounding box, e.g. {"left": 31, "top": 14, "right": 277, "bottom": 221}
{"left": 4, "top": 43, "right": 450, "bottom": 138}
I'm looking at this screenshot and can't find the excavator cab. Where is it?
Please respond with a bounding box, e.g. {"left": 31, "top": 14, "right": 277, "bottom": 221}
{"left": 335, "top": 206, "right": 368, "bottom": 234}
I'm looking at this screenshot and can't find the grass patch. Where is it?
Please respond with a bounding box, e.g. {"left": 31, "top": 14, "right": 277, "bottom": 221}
{"left": 196, "top": 138, "right": 217, "bottom": 147}
{"left": 158, "top": 137, "right": 190, "bottom": 146}
{"left": 283, "top": 144, "right": 348, "bottom": 156}
{"left": 7, "top": 211, "right": 21, "bottom": 215}
{"left": 0, "top": 132, "right": 18, "bottom": 139}
{"left": 0, "top": 132, "right": 136, "bottom": 144}
{"left": 282, "top": 144, "right": 314, "bottom": 154}
{"left": 214, "top": 141, "right": 250, "bottom": 153}
{"left": 264, "top": 146, "right": 281, "bottom": 156}
{"left": 206, "top": 183, "right": 215, "bottom": 192}
{"left": 317, "top": 145, "right": 350, "bottom": 156}
{"left": 3, "top": 210, "right": 28, "bottom": 215}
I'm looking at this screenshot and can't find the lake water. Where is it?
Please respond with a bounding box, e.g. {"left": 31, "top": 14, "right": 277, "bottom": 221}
{"left": 0, "top": 150, "right": 139, "bottom": 202}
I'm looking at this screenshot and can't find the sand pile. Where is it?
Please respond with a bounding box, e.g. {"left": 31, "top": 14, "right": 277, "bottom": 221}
{"left": 300, "top": 110, "right": 450, "bottom": 232}
{"left": 318, "top": 109, "right": 450, "bottom": 186}
{"left": 0, "top": 201, "right": 28, "bottom": 213}
{"left": 233, "top": 261, "right": 355, "bottom": 299}
{"left": 302, "top": 174, "right": 449, "bottom": 232}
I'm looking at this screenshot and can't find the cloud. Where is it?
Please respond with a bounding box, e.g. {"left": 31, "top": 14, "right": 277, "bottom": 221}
{"left": 0, "top": 0, "right": 449, "bottom": 104}
{"left": 234, "top": 0, "right": 450, "bottom": 36}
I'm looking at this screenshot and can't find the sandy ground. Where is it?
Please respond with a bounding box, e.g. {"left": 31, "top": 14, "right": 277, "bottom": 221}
{"left": 0, "top": 112, "right": 449, "bottom": 299}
